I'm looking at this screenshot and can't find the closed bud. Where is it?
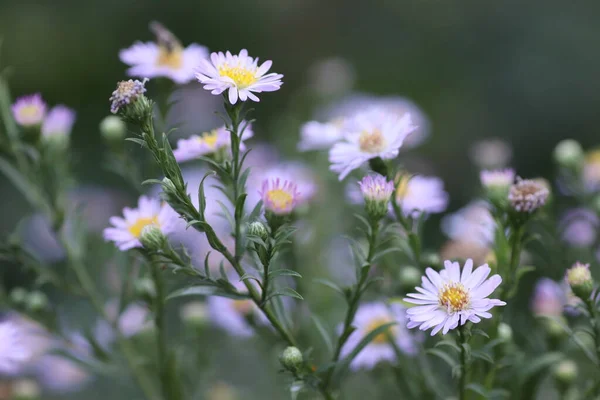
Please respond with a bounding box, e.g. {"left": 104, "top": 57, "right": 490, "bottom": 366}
{"left": 552, "top": 360, "right": 577, "bottom": 385}
{"left": 359, "top": 174, "right": 394, "bottom": 222}
{"left": 497, "top": 322, "right": 513, "bottom": 342}
{"left": 280, "top": 346, "right": 303, "bottom": 371}
{"left": 399, "top": 266, "right": 421, "bottom": 290}
{"left": 100, "top": 115, "right": 126, "bottom": 144}
{"left": 26, "top": 291, "right": 48, "bottom": 312}
{"left": 134, "top": 278, "right": 156, "bottom": 301}
{"left": 565, "top": 262, "right": 594, "bottom": 300}
{"left": 9, "top": 287, "right": 28, "bottom": 306}
{"left": 139, "top": 225, "right": 167, "bottom": 251}
{"left": 248, "top": 221, "right": 269, "bottom": 242}
{"left": 554, "top": 139, "right": 583, "bottom": 170}
{"left": 12, "top": 379, "right": 40, "bottom": 400}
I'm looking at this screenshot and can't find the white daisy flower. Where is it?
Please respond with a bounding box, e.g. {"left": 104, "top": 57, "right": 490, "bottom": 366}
{"left": 405, "top": 259, "right": 506, "bottom": 335}
{"left": 207, "top": 282, "right": 267, "bottom": 337}
{"left": 340, "top": 302, "right": 418, "bottom": 370}
{"left": 297, "top": 119, "right": 345, "bottom": 151}
{"left": 329, "top": 108, "right": 416, "bottom": 180}
{"left": 195, "top": 49, "right": 283, "bottom": 104}
{"left": 395, "top": 175, "right": 449, "bottom": 216}
{"left": 0, "top": 320, "right": 32, "bottom": 375}
{"left": 103, "top": 195, "right": 178, "bottom": 251}
{"left": 173, "top": 123, "right": 254, "bottom": 163}
{"left": 119, "top": 22, "right": 209, "bottom": 84}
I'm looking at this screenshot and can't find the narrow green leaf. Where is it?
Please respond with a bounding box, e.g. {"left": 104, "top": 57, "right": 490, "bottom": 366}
{"left": 265, "top": 287, "right": 303, "bottom": 303}
{"left": 311, "top": 315, "right": 334, "bottom": 355}
{"left": 426, "top": 348, "right": 457, "bottom": 369}
{"left": 313, "top": 278, "right": 345, "bottom": 296}
{"left": 197, "top": 171, "right": 215, "bottom": 219}
{"left": 268, "top": 269, "right": 302, "bottom": 279}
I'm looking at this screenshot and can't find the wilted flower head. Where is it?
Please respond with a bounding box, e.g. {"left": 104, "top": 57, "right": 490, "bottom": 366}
{"left": 566, "top": 262, "right": 594, "bottom": 299}
{"left": 195, "top": 49, "right": 283, "bottom": 104}
{"left": 395, "top": 174, "right": 449, "bottom": 216}
{"left": 12, "top": 94, "right": 46, "bottom": 127}
{"left": 329, "top": 108, "right": 416, "bottom": 180}
{"left": 339, "top": 302, "right": 418, "bottom": 370}
{"left": 120, "top": 22, "right": 209, "bottom": 84}
{"left": 260, "top": 179, "right": 300, "bottom": 215}
{"left": 0, "top": 320, "right": 32, "bottom": 375}
{"left": 173, "top": 123, "right": 253, "bottom": 163}
{"left": 508, "top": 178, "right": 550, "bottom": 213}
{"left": 359, "top": 174, "right": 394, "bottom": 220}
{"left": 405, "top": 259, "right": 506, "bottom": 335}
{"left": 109, "top": 79, "right": 148, "bottom": 114}
{"left": 531, "top": 278, "right": 566, "bottom": 317}
{"left": 480, "top": 169, "right": 515, "bottom": 190}
{"left": 298, "top": 119, "right": 345, "bottom": 151}
{"left": 41, "top": 105, "right": 76, "bottom": 139}
{"left": 103, "top": 195, "right": 178, "bottom": 251}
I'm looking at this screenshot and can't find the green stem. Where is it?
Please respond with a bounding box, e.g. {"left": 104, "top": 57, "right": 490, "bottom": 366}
{"left": 150, "top": 258, "right": 171, "bottom": 400}
{"left": 503, "top": 226, "right": 524, "bottom": 298}
{"left": 458, "top": 324, "right": 468, "bottom": 400}
{"left": 587, "top": 300, "right": 600, "bottom": 369}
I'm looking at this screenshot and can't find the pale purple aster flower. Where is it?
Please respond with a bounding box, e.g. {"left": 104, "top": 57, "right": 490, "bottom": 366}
{"left": 329, "top": 108, "right": 416, "bottom": 180}
{"left": 173, "top": 123, "right": 254, "bottom": 162}
{"left": 531, "top": 278, "right": 566, "bottom": 317}
{"left": 0, "top": 320, "right": 33, "bottom": 375}
{"left": 103, "top": 195, "right": 178, "bottom": 251}
{"left": 321, "top": 94, "right": 430, "bottom": 149}
{"left": 480, "top": 168, "right": 515, "bottom": 189}
{"left": 120, "top": 22, "right": 209, "bottom": 84}
{"left": 41, "top": 105, "right": 76, "bottom": 138}
{"left": 11, "top": 93, "right": 47, "bottom": 127}
{"left": 207, "top": 281, "right": 266, "bottom": 337}
{"left": 109, "top": 79, "right": 147, "bottom": 114}
{"left": 405, "top": 259, "right": 506, "bottom": 335}
{"left": 260, "top": 179, "right": 301, "bottom": 215}
{"left": 395, "top": 175, "right": 449, "bottom": 216}
{"left": 559, "top": 208, "right": 599, "bottom": 247}
{"left": 195, "top": 49, "right": 283, "bottom": 104}
{"left": 95, "top": 302, "right": 152, "bottom": 348}
{"left": 340, "top": 302, "right": 418, "bottom": 370}
{"left": 441, "top": 201, "right": 496, "bottom": 246}
{"left": 508, "top": 178, "right": 550, "bottom": 213}
{"left": 359, "top": 174, "right": 394, "bottom": 203}
{"left": 298, "top": 119, "right": 345, "bottom": 151}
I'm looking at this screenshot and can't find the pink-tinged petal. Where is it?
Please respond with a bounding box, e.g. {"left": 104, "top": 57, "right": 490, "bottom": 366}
{"left": 406, "top": 305, "right": 439, "bottom": 315}
{"left": 468, "top": 314, "right": 481, "bottom": 323}
{"left": 406, "top": 293, "right": 437, "bottom": 301}
{"left": 404, "top": 298, "right": 436, "bottom": 305}
{"left": 461, "top": 259, "right": 473, "bottom": 283}
{"left": 425, "top": 268, "right": 443, "bottom": 289}
{"left": 415, "top": 286, "right": 437, "bottom": 297}
{"left": 421, "top": 276, "right": 438, "bottom": 294}
{"left": 442, "top": 314, "right": 459, "bottom": 334}
{"left": 430, "top": 319, "right": 447, "bottom": 336}
{"left": 471, "top": 275, "right": 502, "bottom": 299}
{"left": 463, "top": 265, "right": 491, "bottom": 289}
{"left": 475, "top": 311, "right": 493, "bottom": 319}
{"left": 228, "top": 87, "right": 238, "bottom": 104}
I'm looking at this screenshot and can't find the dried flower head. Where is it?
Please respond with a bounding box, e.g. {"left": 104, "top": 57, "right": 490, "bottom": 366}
{"left": 109, "top": 79, "right": 148, "bottom": 114}
{"left": 508, "top": 178, "right": 550, "bottom": 213}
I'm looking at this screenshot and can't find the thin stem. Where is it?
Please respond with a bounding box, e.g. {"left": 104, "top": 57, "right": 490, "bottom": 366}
{"left": 587, "top": 300, "right": 600, "bottom": 370}
{"left": 150, "top": 258, "right": 170, "bottom": 400}
{"left": 503, "top": 226, "right": 524, "bottom": 298}
{"left": 458, "top": 324, "right": 468, "bottom": 400}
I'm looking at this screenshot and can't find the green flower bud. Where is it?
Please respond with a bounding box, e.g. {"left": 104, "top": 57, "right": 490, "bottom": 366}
{"left": 134, "top": 278, "right": 156, "bottom": 302}
{"left": 399, "top": 266, "right": 421, "bottom": 290}
{"left": 100, "top": 115, "right": 126, "bottom": 144}
{"left": 497, "top": 322, "right": 513, "bottom": 342}
{"left": 139, "top": 225, "right": 167, "bottom": 251}
{"left": 12, "top": 379, "right": 41, "bottom": 400}
{"left": 10, "top": 287, "right": 28, "bottom": 306}
{"left": 26, "top": 291, "right": 48, "bottom": 312}
{"left": 280, "top": 346, "right": 303, "bottom": 371}
{"left": 552, "top": 360, "right": 577, "bottom": 385}
{"left": 553, "top": 139, "right": 583, "bottom": 170}
{"left": 541, "top": 317, "right": 566, "bottom": 340}
{"left": 247, "top": 221, "right": 269, "bottom": 242}
{"left": 566, "top": 262, "right": 594, "bottom": 300}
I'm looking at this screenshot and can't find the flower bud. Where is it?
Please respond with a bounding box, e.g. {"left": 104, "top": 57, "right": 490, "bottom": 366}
{"left": 399, "top": 266, "right": 421, "bottom": 290}
{"left": 480, "top": 169, "right": 515, "bottom": 207}
{"left": 554, "top": 139, "right": 583, "bottom": 170}
{"left": 497, "top": 322, "right": 513, "bottom": 342}
{"left": 26, "top": 291, "right": 48, "bottom": 312}
{"left": 359, "top": 174, "right": 394, "bottom": 222}
{"left": 134, "top": 277, "right": 157, "bottom": 302}
{"left": 139, "top": 225, "right": 167, "bottom": 251}
{"left": 247, "top": 221, "right": 269, "bottom": 242}
{"left": 541, "top": 317, "right": 567, "bottom": 340}
{"left": 566, "top": 262, "right": 594, "bottom": 300}
{"left": 552, "top": 360, "right": 577, "bottom": 386}
{"left": 109, "top": 79, "right": 153, "bottom": 125}
{"left": 280, "top": 346, "right": 303, "bottom": 371}
{"left": 9, "top": 287, "right": 28, "bottom": 306}
{"left": 100, "top": 115, "right": 126, "bottom": 144}
{"left": 180, "top": 301, "right": 209, "bottom": 327}
{"left": 12, "top": 379, "right": 41, "bottom": 400}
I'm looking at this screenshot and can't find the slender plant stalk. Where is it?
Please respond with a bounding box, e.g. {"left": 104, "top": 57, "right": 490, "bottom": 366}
{"left": 458, "top": 324, "right": 468, "bottom": 400}
{"left": 150, "top": 257, "right": 172, "bottom": 400}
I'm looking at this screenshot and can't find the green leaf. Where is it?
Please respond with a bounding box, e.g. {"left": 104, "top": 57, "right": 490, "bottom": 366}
{"left": 471, "top": 328, "right": 490, "bottom": 339}
{"left": 268, "top": 269, "right": 302, "bottom": 279}
{"left": 466, "top": 383, "right": 488, "bottom": 397}
{"left": 124, "top": 137, "right": 148, "bottom": 147}
{"left": 239, "top": 273, "right": 262, "bottom": 286}
{"left": 426, "top": 348, "right": 457, "bottom": 369}
{"left": 434, "top": 340, "right": 461, "bottom": 353}
{"left": 197, "top": 171, "right": 215, "bottom": 219}
{"left": 519, "top": 352, "right": 563, "bottom": 384}
{"left": 313, "top": 278, "right": 345, "bottom": 296}
{"left": 471, "top": 350, "right": 494, "bottom": 364}
{"left": 264, "top": 287, "right": 303, "bottom": 303}
{"left": 310, "top": 315, "right": 334, "bottom": 355}
{"left": 166, "top": 285, "right": 248, "bottom": 301}
{"left": 0, "top": 157, "right": 43, "bottom": 209}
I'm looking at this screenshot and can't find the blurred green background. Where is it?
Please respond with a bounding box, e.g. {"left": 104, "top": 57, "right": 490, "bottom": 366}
{"left": 1, "top": 0, "right": 600, "bottom": 398}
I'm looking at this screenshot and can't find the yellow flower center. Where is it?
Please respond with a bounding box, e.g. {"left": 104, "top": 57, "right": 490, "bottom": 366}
{"left": 232, "top": 299, "right": 253, "bottom": 314}
{"left": 395, "top": 175, "right": 411, "bottom": 201}
{"left": 267, "top": 189, "right": 293, "bottom": 212}
{"left": 366, "top": 318, "right": 395, "bottom": 344}
{"left": 358, "top": 129, "right": 386, "bottom": 153}
{"left": 439, "top": 283, "right": 470, "bottom": 313}
{"left": 128, "top": 217, "right": 159, "bottom": 238}
{"left": 586, "top": 150, "right": 600, "bottom": 165}
{"left": 196, "top": 130, "right": 220, "bottom": 149}
{"left": 218, "top": 64, "right": 257, "bottom": 88}
{"left": 156, "top": 47, "right": 183, "bottom": 69}
{"left": 19, "top": 105, "right": 41, "bottom": 119}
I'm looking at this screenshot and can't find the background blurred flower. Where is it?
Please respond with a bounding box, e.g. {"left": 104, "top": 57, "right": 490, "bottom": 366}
{"left": 297, "top": 119, "right": 345, "bottom": 151}
{"left": 441, "top": 201, "right": 496, "bottom": 246}
{"left": 11, "top": 93, "right": 46, "bottom": 127}
{"left": 559, "top": 208, "right": 599, "bottom": 247}
{"left": 531, "top": 278, "right": 566, "bottom": 317}
{"left": 0, "top": 319, "right": 33, "bottom": 375}
{"left": 41, "top": 105, "right": 76, "bottom": 138}
{"left": 395, "top": 175, "right": 449, "bottom": 216}
{"left": 306, "top": 57, "right": 356, "bottom": 98}
{"left": 469, "top": 138, "right": 512, "bottom": 169}
{"left": 120, "top": 22, "right": 208, "bottom": 84}
{"left": 207, "top": 282, "right": 267, "bottom": 337}
{"left": 173, "top": 123, "right": 253, "bottom": 163}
